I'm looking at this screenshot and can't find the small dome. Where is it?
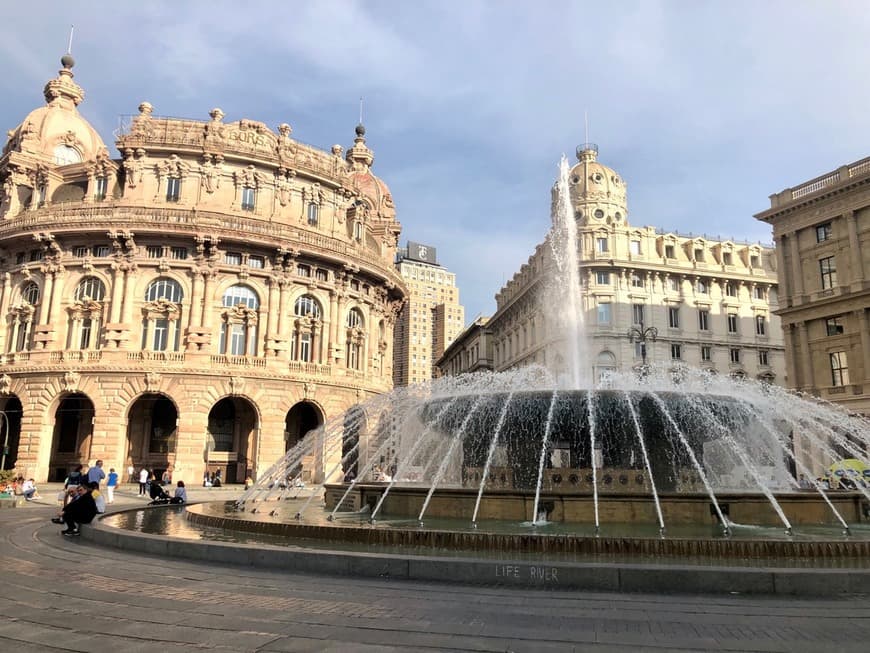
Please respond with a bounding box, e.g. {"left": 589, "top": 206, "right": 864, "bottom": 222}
{"left": 355, "top": 123, "right": 366, "bottom": 137}
{"left": 61, "top": 53, "right": 75, "bottom": 69}
{"left": 2, "top": 57, "right": 106, "bottom": 163}
{"left": 349, "top": 169, "right": 395, "bottom": 218}
{"left": 567, "top": 143, "right": 627, "bottom": 224}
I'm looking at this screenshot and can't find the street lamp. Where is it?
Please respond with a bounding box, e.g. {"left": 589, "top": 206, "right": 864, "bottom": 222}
{"left": 0, "top": 411, "right": 10, "bottom": 471}
{"left": 627, "top": 320, "right": 658, "bottom": 373}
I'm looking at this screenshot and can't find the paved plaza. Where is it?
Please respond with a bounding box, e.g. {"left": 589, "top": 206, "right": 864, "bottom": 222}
{"left": 1, "top": 484, "right": 870, "bottom": 652}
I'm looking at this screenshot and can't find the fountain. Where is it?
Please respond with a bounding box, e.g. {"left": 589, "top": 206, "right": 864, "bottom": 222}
{"left": 209, "top": 154, "right": 870, "bottom": 559}
{"left": 94, "top": 154, "right": 870, "bottom": 592}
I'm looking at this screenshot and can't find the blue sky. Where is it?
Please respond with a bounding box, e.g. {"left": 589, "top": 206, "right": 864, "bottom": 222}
{"left": 3, "top": 1, "right": 869, "bottom": 323}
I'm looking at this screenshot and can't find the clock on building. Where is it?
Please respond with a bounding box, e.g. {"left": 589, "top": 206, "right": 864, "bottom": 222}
{"left": 53, "top": 144, "right": 82, "bottom": 165}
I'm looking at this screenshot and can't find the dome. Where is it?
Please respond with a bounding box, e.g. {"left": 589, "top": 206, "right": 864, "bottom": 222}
{"left": 2, "top": 56, "right": 107, "bottom": 164}
{"left": 567, "top": 143, "right": 628, "bottom": 225}
{"left": 349, "top": 169, "right": 396, "bottom": 219}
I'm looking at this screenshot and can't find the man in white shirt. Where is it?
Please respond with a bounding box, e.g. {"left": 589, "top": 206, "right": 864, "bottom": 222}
{"left": 138, "top": 468, "right": 149, "bottom": 496}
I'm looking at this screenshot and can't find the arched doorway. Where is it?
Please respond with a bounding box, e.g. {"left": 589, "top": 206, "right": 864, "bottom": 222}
{"left": 126, "top": 394, "right": 179, "bottom": 483}
{"left": 0, "top": 396, "right": 23, "bottom": 472}
{"left": 206, "top": 397, "right": 258, "bottom": 484}
{"left": 49, "top": 393, "right": 95, "bottom": 482}
{"left": 284, "top": 402, "right": 323, "bottom": 452}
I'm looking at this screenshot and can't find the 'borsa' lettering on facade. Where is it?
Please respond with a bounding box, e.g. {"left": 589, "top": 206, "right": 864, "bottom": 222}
{"left": 228, "top": 130, "right": 268, "bottom": 147}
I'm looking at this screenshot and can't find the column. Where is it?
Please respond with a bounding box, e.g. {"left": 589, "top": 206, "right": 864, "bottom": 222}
{"left": 121, "top": 268, "right": 135, "bottom": 324}
{"left": 144, "top": 318, "right": 155, "bottom": 350}
{"left": 70, "top": 317, "right": 80, "bottom": 350}
{"left": 857, "top": 309, "right": 870, "bottom": 384}
{"left": 266, "top": 277, "right": 279, "bottom": 345}
{"left": 38, "top": 272, "right": 54, "bottom": 324}
{"left": 188, "top": 271, "right": 203, "bottom": 329}
{"left": 0, "top": 273, "right": 11, "bottom": 353}
{"left": 110, "top": 264, "right": 124, "bottom": 322}
{"left": 328, "top": 291, "right": 339, "bottom": 363}
{"left": 796, "top": 321, "right": 813, "bottom": 391}
{"left": 788, "top": 232, "right": 804, "bottom": 301}
{"left": 9, "top": 316, "right": 20, "bottom": 352}
{"left": 277, "top": 280, "right": 290, "bottom": 337}
{"left": 845, "top": 210, "right": 865, "bottom": 289}
{"left": 200, "top": 271, "right": 214, "bottom": 330}
{"left": 776, "top": 235, "right": 791, "bottom": 301}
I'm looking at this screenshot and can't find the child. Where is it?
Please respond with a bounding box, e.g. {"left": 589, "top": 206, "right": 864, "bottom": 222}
{"left": 106, "top": 467, "right": 119, "bottom": 504}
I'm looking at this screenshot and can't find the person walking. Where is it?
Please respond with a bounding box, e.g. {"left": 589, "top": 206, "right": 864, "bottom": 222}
{"left": 138, "top": 468, "right": 149, "bottom": 496}
{"left": 106, "top": 467, "right": 119, "bottom": 504}
{"left": 87, "top": 459, "right": 106, "bottom": 487}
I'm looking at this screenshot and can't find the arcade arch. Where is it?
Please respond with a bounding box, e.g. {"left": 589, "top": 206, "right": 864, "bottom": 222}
{"left": 126, "top": 394, "right": 179, "bottom": 482}
{"left": 48, "top": 393, "right": 95, "bottom": 481}
{"left": 206, "top": 397, "right": 258, "bottom": 484}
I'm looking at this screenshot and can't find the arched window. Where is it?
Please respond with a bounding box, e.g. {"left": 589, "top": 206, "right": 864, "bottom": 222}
{"left": 142, "top": 278, "right": 184, "bottom": 351}
{"left": 22, "top": 282, "right": 40, "bottom": 305}
{"left": 291, "top": 295, "right": 322, "bottom": 363}
{"left": 346, "top": 308, "right": 365, "bottom": 370}
{"left": 294, "top": 295, "right": 321, "bottom": 318}
{"left": 74, "top": 277, "right": 106, "bottom": 301}
{"left": 146, "top": 278, "right": 184, "bottom": 303}
{"left": 220, "top": 285, "right": 259, "bottom": 356}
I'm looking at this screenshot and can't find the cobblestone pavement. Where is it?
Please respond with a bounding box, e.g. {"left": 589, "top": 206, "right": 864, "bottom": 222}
{"left": 2, "top": 485, "right": 870, "bottom": 652}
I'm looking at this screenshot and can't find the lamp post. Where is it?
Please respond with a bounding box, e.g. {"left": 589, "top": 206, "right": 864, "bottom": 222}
{"left": 627, "top": 320, "right": 658, "bottom": 374}
{"left": 0, "top": 411, "right": 10, "bottom": 471}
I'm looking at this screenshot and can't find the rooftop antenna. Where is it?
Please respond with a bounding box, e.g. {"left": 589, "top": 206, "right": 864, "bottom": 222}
{"left": 359, "top": 97, "right": 364, "bottom": 125}
{"left": 584, "top": 110, "right": 589, "bottom": 144}
{"left": 67, "top": 24, "right": 74, "bottom": 54}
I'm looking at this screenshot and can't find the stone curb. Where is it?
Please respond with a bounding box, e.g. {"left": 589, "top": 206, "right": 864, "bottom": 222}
{"left": 83, "top": 506, "right": 870, "bottom": 597}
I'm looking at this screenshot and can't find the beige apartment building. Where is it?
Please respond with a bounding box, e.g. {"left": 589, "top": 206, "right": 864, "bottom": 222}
{"left": 0, "top": 54, "right": 406, "bottom": 482}
{"left": 439, "top": 144, "right": 786, "bottom": 383}
{"left": 755, "top": 157, "right": 870, "bottom": 416}
{"left": 393, "top": 242, "right": 464, "bottom": 385}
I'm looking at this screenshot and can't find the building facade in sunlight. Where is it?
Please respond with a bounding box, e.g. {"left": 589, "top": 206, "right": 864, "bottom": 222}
{"left": 392, "top": 242, "right": 464, "bottom": 386}
{"left": 438, "top": 144, "right": 786, "bottom": 384}
{"left": 0, "top": 55, "right": 406, "bottom": 482}
{"left": 755, "top": 158, "right": 870, "bottom": 416}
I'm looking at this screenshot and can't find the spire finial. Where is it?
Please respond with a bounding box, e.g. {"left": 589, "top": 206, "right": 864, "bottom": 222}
{"left": 584, "top": 110, "right": 588, "bottom": 145}
{"left": 67, "top": 24, "right": 74, "bottom": 54}
{"left": 359, "top": 96, "right": 364, "bottom": 125}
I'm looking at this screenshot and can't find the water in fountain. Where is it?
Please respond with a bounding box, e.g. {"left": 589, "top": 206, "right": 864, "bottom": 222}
{"left": 237, "top": 154, "right": 870, "bottom": 539}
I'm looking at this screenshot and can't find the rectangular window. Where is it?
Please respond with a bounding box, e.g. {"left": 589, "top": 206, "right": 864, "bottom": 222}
{"left": 79, "top": 318, "right": 92, "bottom": 350}
{"left": 819, "top": 256, "right": 837, "bottom": 290}
{"left": 297, "top": 264, "right": 311, "bottom": 277}
{"left": 632, "top": 304, "right": 644, "bottom": 325}
{"left": 248, "top": 255, "right": 264, "bottom": 269}
{"left": 755, "top": 315, "right": 766, "bottom": 336}
{"left": 668, "top": 277, "right": 680, "bottom": 292}
{"left": 15, "top": 252, "right": 25, "bottom": 265}
{"left": 816, "top": 223, "right": 832, "bottom": 243}
{"left": 631, "top": 273, "right": 644, "bottom": 288}
{"left": 730, "top": 348, "right": 741, "bottom": 364}
{"left": 701, "top": 345, "right": 712, "bottom": 362}
{"left": 596, "top": 271, "right": 610, "bottom": 285}
{"left": 830, "top": 351, "right": 849, "bottom": 386}
{"left": 727, "top": 313, "right": 738, "bottom": 333}
{"left": 694, "top": 248, "right": 705, "bottom": 262}
{"left": 170, "top": 247, "right": 188, "bottom": 260}
{"left": 698, "top": 309, "right": 710, "bottom": 331}
{"left": 94, "top": 176, "right": 108, "bottom": 201}
{"left": 350, "top": 279, "right": 360, "bottom": 291}
{"left": 664, "top": 244, "right": 675, "bottom": 259}
{"left": 153, "top": 318, "right": 168, "bottom": 351}
{"left": 597, "top": 302, "right": 611, "bottom": 325}
{"left": 316, "top": 268, "right": 329, "bottom": 281}
{"left": 147, "top": 245, "right": 163, "bottom": 259}
{"left": 353, "top": 221, "right": 363, "bottom": 241}
{"left": 73, "top": 246, "right": 88, "bottom": 258}
{"left": 697, "top": 279, "right": 708, "bottom": 294}
{"left": 307, "top": 203, "right": 319, "bottom": 226}
{"left": 166, "top": 177, "right": 181, "bottom": 202}
{"left": 229, "top": 323, "right": 247, "bottom": 356}
{"left": 241, "top": 186, "right": 256, "bottom": 211}
{"left": 630, "top": 240, "right": 641, "bottom": 255}
{"left": 750, "top": 255, "right": 760, "bottom": 268}
{"left": 596, "top": 237, "right": 608, "bottom": 253}
{"left": 753, "top": 286, "right": 766, "bottom": 300}
{"left": 299, "top": 333, "right": 311, "bottom": 362}
{"left": 225, "top": 252, "right": 242, "bottom": 266}
{"left": 725, "top": 282, "right": 737, "bottom": 297}
{"left": 826, "top": 317, "right": 844, "bottom": 336}
{"left": 29, "top": 249, "right": 43, "bottom": 262}
{"left": 93, "top": 245, "right": 110, "bottom": 257}
{"left": 722, "top": 252, "right": 732, "bottom": 265}
{"left": 668, "top": 306, "right": 680, "bottom": 328}
{"left": 671, "top": 343, "right": 682, "bottom": 360}
{"left": 758, "top": 350, "right": 769, "bottom": 366}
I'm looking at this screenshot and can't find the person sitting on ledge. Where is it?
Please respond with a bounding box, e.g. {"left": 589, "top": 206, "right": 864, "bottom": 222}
{"left": 170, "top": 480, "right": 187, "bottom": 505}
{"left": 54, "top": 484, "right": 97, "bottom": 536}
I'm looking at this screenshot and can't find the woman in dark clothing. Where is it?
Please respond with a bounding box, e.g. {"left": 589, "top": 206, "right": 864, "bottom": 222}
{"left": 59, "top": 485, "right": 97, "bottom": 536}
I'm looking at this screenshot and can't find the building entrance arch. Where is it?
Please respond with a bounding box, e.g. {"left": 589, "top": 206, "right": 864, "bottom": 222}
{"left": 206, "top": 397, "right": 258, "bottom": 484}
{"left": 49, "top": 393, "right": 95, "bottom": 481}
{"left": 284, "top": 402, "right": 323, "bottom": 453}
{"left": 0, "top": 396, "right": 23, "bottom": 472}
{"left": 126, "top": 394, "right": 179, "bottom": 484}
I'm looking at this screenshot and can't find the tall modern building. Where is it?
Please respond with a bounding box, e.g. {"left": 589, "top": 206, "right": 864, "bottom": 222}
{"left": 755, "top": 156, "right": 870, "bottom": 416}
{"left": 0, "top": 55, "right": 406, "bottom": 482}
{"left": 393, "top": 242, "right": 464, "bottom": 386}
{"left": 438, "top": 144, "right": 786, "bottom": 384}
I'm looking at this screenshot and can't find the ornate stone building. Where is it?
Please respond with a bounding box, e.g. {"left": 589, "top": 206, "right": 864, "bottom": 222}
{"left": 438, "top": 144, "right": 786, "bottom": 384}
{"left": 755, "top": 157, "right": 870, "bottom": 416}
{"left": 0, "top": 55, "right": 406, "bottom": 483}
